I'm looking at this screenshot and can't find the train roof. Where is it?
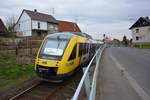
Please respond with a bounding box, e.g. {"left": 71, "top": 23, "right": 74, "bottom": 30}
{"left": 72, "top": 32, "right": 93, "bottom": 39}
{"left": 90, "top": 39, "right": 103, "bottom": 44}
{"left": 46, "top": 32, "right": 74, "bottom": 39}
{"left": 46, "top": 32, "right": 92, "bottom": 39}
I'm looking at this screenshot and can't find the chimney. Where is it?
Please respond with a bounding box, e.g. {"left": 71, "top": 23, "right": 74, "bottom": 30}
{"left": 34, "top": 9, "right": 37, "bottom": 12}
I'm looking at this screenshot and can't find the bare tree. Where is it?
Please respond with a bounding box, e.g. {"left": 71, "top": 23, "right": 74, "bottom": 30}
{"left": 5, "top": 15, "right": 17, "bottom": 32}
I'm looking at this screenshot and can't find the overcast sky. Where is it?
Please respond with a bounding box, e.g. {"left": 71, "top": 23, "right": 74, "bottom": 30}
{"left": 0, "top": 0, "right": 150, "bottom": 40}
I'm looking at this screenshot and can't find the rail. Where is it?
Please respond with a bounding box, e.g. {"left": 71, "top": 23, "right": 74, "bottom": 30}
{"left": 72, "top": 45, "right": 105, "bottom": 100}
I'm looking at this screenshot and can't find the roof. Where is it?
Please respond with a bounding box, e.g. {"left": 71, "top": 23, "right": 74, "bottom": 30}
{"left": 17, "top": 9, "right": 58, "bottom": 24}
{"left": 58, "top": 20, "right": 81, "bottom": 32}
{"left": 129, "top": 17, "right": 150, "bottom": 29}
{"left": 0, "top": 19, "right": 7, "bottom": 33}
{"left": 47, "top": 32, "right": 92, "bottom": 39}
{"left": 47, "top": 32, "right": 75, "bottom": 39}
{"left": 72, "top": 32, "right": 92, "bottom": 39}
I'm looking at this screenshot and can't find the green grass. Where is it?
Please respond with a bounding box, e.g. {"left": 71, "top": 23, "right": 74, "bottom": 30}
{"left": 134, "top": 44, "right": 150, "bottom": 49}
{"left": 0, "top": 54, "right": 35, "bottom": 93}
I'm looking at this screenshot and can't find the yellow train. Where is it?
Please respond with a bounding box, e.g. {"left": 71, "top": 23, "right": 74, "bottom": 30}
{"left": 35, "top": 32, "right": 101, "bottom": 81}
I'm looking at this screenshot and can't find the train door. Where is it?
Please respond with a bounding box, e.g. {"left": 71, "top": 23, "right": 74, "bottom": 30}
{"left": 79, "top": 43, "right": 89, "bottom": 66}
{"left": 67, "top": 44, "right": 80, "bottom": 69}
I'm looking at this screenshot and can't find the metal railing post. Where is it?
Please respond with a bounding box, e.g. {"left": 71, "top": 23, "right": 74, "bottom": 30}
{"left": 89, "top": 49, "right": 102, "bottom": 100}
{"left": 83, "top": 68, "right": 91, "bottom": 99}
{"left": 72, "top": 45, "right": 105, "bottom": 100}
{"left": 72, "top": 52, "right": 97, "bottom": 100}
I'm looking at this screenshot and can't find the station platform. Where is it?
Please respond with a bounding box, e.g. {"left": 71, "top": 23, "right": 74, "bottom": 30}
{"left": 95, "top": 48, "right": 142, "bottom": 100}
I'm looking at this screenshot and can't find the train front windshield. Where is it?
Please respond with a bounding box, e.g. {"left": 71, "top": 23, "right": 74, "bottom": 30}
{"left": 40, "top": 39, "right": 68, "bottom": 56}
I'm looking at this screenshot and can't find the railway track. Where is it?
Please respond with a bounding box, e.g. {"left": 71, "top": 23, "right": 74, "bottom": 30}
{"left": 10, "top": 81, "right": 64, "bottom": 100}
{"left": 6, "top": 70, "right": 83, "bottom": 100}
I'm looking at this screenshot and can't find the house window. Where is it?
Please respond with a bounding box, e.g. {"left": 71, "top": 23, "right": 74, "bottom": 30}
{"left": 19, "top": 24, "right": 20, "bottom": 28}
{"left": 136, "top": 36, "right": 139, "bottom": 40}
{"left": 136, "top": 29, "right": 139, "bottom": 33}
{"left": 38, "top": 22, "right": 40, "bottom": 29}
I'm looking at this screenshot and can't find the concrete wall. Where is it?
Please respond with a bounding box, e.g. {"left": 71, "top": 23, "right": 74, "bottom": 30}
{"left": 47, "top": 23, "right": 58, "bottom": 34}
{"left": 15, "top": 11, "right": 32, "bottom": 36}
{"left": 32, "top": 30, "right": 48, "bottom": 37}
{"left": 131, "top": 26, "right": 150, "bottom": 44}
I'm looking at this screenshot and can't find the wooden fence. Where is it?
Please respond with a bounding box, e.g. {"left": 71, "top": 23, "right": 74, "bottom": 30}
{"left": 0, "top": 40, "right": 42, "bottom": 56}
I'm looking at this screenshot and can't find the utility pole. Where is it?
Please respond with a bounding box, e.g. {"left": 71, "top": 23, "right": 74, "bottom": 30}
{"left": 52, "top": 8, "right": 55, "bottom": 16}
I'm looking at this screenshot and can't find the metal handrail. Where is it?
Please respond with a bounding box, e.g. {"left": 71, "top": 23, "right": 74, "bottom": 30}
{"left": 89, "top": 46, "right": 104, "bottom": 100}
{"left": 72, "top": 45, "right": 105, "bottom": 100}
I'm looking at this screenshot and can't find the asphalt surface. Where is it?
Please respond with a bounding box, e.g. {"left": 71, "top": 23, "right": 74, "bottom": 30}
{"left": 110, "top": 47, "right": 150, "bottom": 96}
{"left": 96, "top": 49, "right": 141, "bottom": 100}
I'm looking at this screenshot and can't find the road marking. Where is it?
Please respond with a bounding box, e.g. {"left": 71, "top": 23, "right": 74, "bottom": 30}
{"left": 109, "top": 48, "right": 150, "bottom": 100}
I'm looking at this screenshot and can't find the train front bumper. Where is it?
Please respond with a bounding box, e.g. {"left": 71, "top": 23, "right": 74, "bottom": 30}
{"left": 36, "top": 65, "right": 73, "bottom": 80}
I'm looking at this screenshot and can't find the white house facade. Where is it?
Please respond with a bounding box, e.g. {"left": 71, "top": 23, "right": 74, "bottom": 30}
{"left": 15, "top": 9, "right": 58, "bottom": 37}
{"left": 129, "top": 17, "right": 150, "bottom": 44}
{"left": 15, "top": 11, "right": 32, "bottom": 36}
{"left": 32, "top": 20, "right": 47, "bottom": 30}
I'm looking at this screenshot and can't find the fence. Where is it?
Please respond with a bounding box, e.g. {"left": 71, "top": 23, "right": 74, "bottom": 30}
{"left": 0, "top": 39, "right": 42, "bottom": 56}
{"left": 0, "top": 38, "right": 43, "bottom": 65}
{"left": 72, "top": 44, "right": 105, "bottom": 100}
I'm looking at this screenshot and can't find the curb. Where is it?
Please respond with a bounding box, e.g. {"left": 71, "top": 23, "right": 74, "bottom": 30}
{"left": 109, "top": 48, "right": 150, "bottom": 100}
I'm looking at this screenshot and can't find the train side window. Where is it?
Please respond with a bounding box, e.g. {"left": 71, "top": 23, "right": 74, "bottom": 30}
{"left": 83, "top": 43, "right": 86, "bottom": 55}
{"left": 87, "top": 43, "right": 89, "bottom": 53}
{"left": 79, "top": 43, "right": 82, "bottom": 57}
{"left": 79, "top": 43, "right": 85, "bottom": 56}
{"left": 69, "top": 44, "right": 77, "bottom": 60}
{"left": 86, "top": 43, "right": 88, "bottom": 54}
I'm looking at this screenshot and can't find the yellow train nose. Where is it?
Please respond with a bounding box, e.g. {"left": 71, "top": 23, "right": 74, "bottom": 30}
{"left": 37, "top": 59, "right": 60, "bottom": 67}
{"left": 42, "top": 61, "right": 52, "bottom": 65}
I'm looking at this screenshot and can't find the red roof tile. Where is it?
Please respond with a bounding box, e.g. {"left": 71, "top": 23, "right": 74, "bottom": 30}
{"left": 58, "top": 20, "right": 81, "bottom": 32}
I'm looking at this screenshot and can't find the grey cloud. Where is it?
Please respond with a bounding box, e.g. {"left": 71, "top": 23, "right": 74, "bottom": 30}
{"left": 0, "top": 0, "right": 150, "bottom": 39}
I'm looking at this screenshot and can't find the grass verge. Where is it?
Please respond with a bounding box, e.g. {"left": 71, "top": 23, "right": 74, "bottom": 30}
{"left": 134, "top": 44, "right": 150, "bottom": 49}
{"left": 0, "top": 54, "right": 35, "bottom": 93}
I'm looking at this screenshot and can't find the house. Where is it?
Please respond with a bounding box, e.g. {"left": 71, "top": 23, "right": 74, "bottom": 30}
{"left": 129, "top": 17, "right": 150, "bottom": 44}
{"left": 15, "top": 9, "right": 59, "bottom": 37}
{"left": 58, "top": 20, "right": 81, "bottom": 32}
{"left": 0, "top": 18, "right": 8, "bottom": 36}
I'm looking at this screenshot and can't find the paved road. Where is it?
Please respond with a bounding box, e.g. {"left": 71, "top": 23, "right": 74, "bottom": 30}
{"left": 96, "top": 49, "right": 141, "bottom": 100}
{"left": 110, "top": 47, "right": 150, "bottom": 95}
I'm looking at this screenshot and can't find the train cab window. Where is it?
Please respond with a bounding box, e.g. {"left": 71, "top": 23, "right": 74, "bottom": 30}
{"left": 69, "top": 44, "right": 77, "bottom": 60}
